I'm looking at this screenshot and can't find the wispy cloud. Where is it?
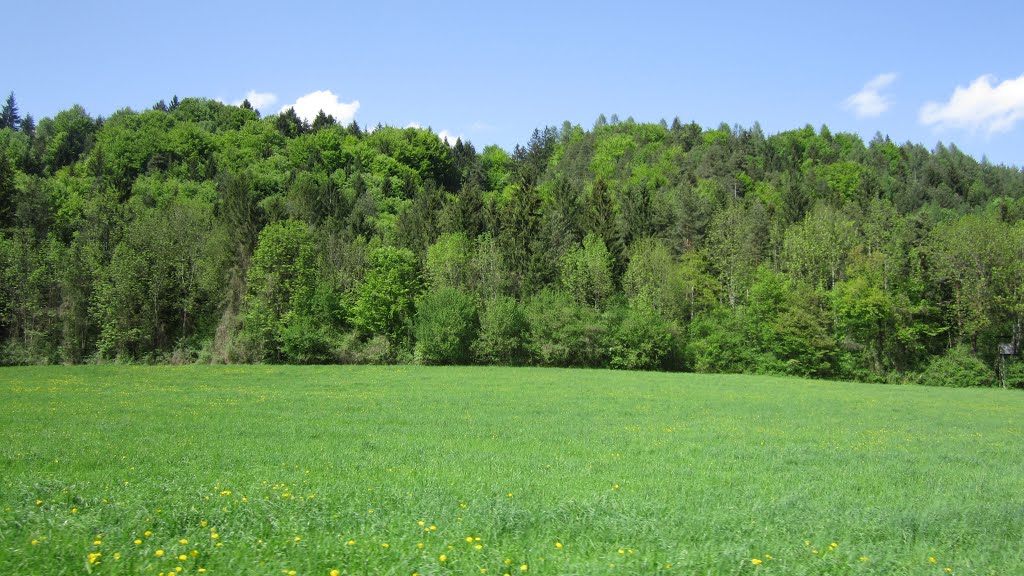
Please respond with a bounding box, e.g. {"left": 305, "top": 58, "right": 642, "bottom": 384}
{"left": 232, "top": 90, "right": 278, "bottom": 112}
{"left": 843, "top": 73, "right": 898, "bottom": 118}
{"left": 281, "top": 90, "right": 360, "bottom": 124}
{"left": 920, "top": 74, "right": 1024, "bottom": 134}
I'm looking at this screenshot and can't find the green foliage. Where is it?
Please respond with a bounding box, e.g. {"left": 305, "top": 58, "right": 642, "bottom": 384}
{"left": 349, "top": 245, "right": 419, "bottom": 345}
{"left": 414, "top": 286, "right": 478, "bottom": 365}
{"left": 610, "top": 300, "right": 681, "bottom": 370}
{"left": 920, "top": 346, "right": 996, "bottom": 387}
{"left": 4, "top": 96, "right": 1024, "bottom": 379}
{"left": 472, "top": 295, "right": 529, "bottom": 365}
{"left": 622, "top": 238, "right": 688, "bottom": 320}
{"left": 560, "top": 233, "right": 614, "bottom": 308}
{"left": 525, "top": 289, "right": 609, "bottom": 367}
{"left": 424, "top": 232, "right": 472, "bottom": 289}
{"left": 238, "top": 220, "right": 319, "bottom": 362}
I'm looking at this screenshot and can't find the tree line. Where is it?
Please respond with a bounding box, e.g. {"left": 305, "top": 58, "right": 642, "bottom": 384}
{"left": 2, "top": 93, "right": 1024, "bottom": 386}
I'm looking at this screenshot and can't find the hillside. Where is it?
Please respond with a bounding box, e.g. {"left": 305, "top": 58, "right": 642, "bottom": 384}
{"left": 2, "top": 97, "right": 1024, "bottom": 383}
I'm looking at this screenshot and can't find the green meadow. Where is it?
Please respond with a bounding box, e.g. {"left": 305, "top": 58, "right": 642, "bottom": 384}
{"left": 1, "top": 366, "right": 1022, "bottom": 575}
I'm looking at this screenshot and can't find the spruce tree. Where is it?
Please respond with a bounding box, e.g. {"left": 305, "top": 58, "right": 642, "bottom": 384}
{"left": 0, "top": 92, "right": 19, "bottom": 131}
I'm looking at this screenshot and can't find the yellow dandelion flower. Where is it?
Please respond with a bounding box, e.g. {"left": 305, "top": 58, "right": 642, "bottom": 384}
{"left": 295, "top": 536, "right": 302, "bottom": 542}
{"left": 179, "top": 539, "right": 188, "bottom": 545}
{"left": 520, "top": 564, "right": 528, "bottom": 572}
{"left": 200, "top": 521, "right": 208, "bottom": 527}
{"left": 481, "top": 569, "right": 487, "bottom": 574}
{"left": 382, "top": 543, "right": 390, "bottom": 549}
{"left": 829, "top": 542, "right": 838, "bottom": 550}
{"left": 417, "top": 543, "right": 424, "bottom": 549}
{"left": 176, "top": 567, "right": 183, "bottom": 573}
{"left": 191, "top": 550, "right": 198, "bottom": 557}
{"left": 929, "top": 557, "right": 937, "bottom": 564}
{"left": 812, "top": 549, "right": 819, "bottom": 555}
{"left": 242, "top": 497, "right": 248, "bottom": 502}
{"left": 764, "top": 554, "right": 773, "bottom": 560}
{"left": 504, "top": 559, "right": 512, "bottom": 565}
{"left": 507, "top": 493, "right": 513, "bottom": 497}
{"left": 859, "top": 556, "right": 869, "bottom": 562}
{"left": 331, "top": 571, "right": 340, "bottom": 576}
{"left": 347, "top": 539, "right": 355, "bottom": 545}
{"left": 945, "top": 569, "right": 953, "bottom": 573}
{"left": 113, "top": 552, "right": 121, "bottom": 560}
{"left": 31, "top": 540, "right": 39, "bottom": 546}
{"left": 88, "top": 552, "right": 101, "bottom": 564}
{"left": 35, "top": 500, "right": 42, "bottom": 506}
{"left": 220, "top": 490, "right": 232, "bottom": 495}
{"left": 134, "top": 539, "right": 142, "bottom": 545}
{"left": 751, "top": 558, "right": 763, "bottom": 566}
{"left": 429, "top": 525, "right": 437, "bottom": 531}
{"left": 665, "top": 564, "right": 672, "bottom": 569}
{"left": 178, "top": 554, "right": 187, "bottom": 561}
{"left": 555, "top": 541, "right": 563, "bottom": 549}
{"left": 439, "top": 554, "right": 447, "bottom": 562}
{"left": 71, "top": 508, "right": 78, "bottom": 514}
{"left": 475, "top": 544, "right": 483, "bottom": 550}
{"left": 144, "top": 531, "right": 153, "bottom": 537}
{"left": 618, "top": 549, "right": 625, "bottom": 555}
{"left": 198, "top": 570, "right": 206, "bottom": 574}
{"left": 94, "top": 540, "right": 102, "bottom": 545}
{"left": 418, "top": 520, "right": 425, "bottom": 526}
{"left": 211, "top": 533, "right": 219, "bottom": 539}
{"left": 155, "top": 549, "right": 165, "bottom": 557}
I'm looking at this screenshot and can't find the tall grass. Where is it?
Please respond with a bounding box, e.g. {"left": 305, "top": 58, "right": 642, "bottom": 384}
{"left": 1, "top": 365, "right": 1021, "bottom": 574}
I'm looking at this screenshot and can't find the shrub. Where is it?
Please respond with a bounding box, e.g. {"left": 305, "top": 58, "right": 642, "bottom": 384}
{"left": 919, "top": 346, "right": 995, "bottom": 387}
{"left": 610, "top": 300, "right": 682, "bottom": 371}
{"left": 525, "top": 289, "right": 609, "bottom": 367}
{"left": 472, "top": 296, "right": 529, "bottom": 365}
{"left": 414, "top": 286, "right": 478, "bottom": 365}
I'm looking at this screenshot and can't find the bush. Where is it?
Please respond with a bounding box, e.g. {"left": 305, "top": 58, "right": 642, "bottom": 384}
{"left": 919, "top": 346, "right": 995, "bottom": 387}
{"left": 279, "top": 314, "right": 334, "bottom": 364}
{"left": 610, "top": 300, "right": 682, "bottom": 371}
{"left": 525, "top": 289, "right": 609, "bottom": 367}
{"left": 472, "top": 296, "right": 529, "bottom": 365}
{"left": 686, "top": 309, "right": 756, "bottom": 374}
{"left": 414, "top": 287, "right": 478, "bottom": 365}
{"left": 1004, "top": 359, "right": 1024, "bottom": 388}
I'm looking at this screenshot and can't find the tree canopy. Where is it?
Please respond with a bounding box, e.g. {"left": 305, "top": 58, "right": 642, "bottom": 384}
{"left": 2, "top": 94, "right": 1024, "bottom": 386}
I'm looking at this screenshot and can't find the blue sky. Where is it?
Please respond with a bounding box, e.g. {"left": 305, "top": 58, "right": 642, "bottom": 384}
{"left": 7, "top": 0, "right": 1024, "bottom": 166}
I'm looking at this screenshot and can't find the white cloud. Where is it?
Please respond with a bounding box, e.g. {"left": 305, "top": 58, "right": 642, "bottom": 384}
{"left": 437, "top": 129, "right": 462, "bottom": 145}
{"left": 843, "top": 73, "right": 898, "bottom": 118}
{"left": 920, "top": 74, "right": 1024, "bottom": 134}
{"left": 281, "top": 90, "right": 360, "bottom": 125}
{"left": 233, "top": 90, "right": 277, "bottom": 112}
{"left": 406, "top": 122, "right": 461, "bottom": 146}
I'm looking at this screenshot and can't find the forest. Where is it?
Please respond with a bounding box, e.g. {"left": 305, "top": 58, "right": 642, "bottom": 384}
{"left": 1, "top": 92, "right": 1023, "bottom": 386}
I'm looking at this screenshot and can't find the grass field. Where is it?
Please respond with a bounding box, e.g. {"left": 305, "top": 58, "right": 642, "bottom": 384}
{"left": 1, "top": 365, "right": 1022, "bottom": 575}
